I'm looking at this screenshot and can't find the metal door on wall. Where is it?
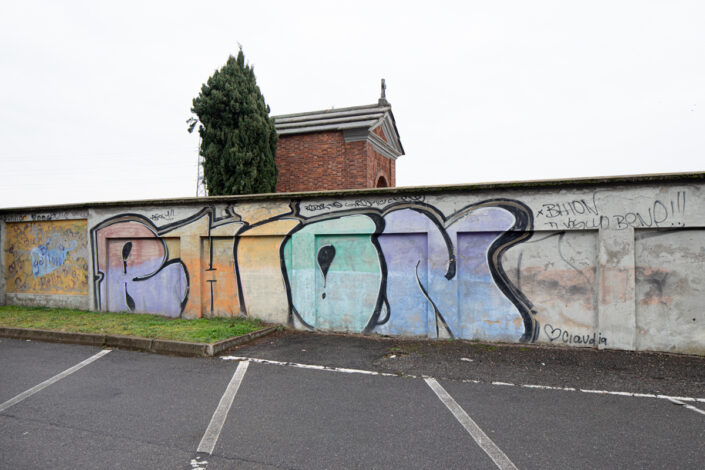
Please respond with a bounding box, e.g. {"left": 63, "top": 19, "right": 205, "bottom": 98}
{"left": 105, "top": 238, "right": 187, "bottom": 317}
{"left": 313, "top": 234, "right": 382, "bottom": 332}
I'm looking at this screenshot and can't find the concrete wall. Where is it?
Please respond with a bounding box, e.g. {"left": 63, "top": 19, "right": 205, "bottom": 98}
{"left": 2, "top": 209, "right": 91, "bottom": 310}
{"left": 2, "top": 173, "right": 705, "bottom": 355}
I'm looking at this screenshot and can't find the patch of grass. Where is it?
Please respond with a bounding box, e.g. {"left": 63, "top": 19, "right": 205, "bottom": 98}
{"left": 386, "top": 345, "right": 411, "bottom": 357}
{"left": 0, "top": 305, "right": 265, "bottom": 343}
{"left": 471, "top": 343, "right": 498, "bottom": 351}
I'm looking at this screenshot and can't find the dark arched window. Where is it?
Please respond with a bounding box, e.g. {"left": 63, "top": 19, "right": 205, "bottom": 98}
{"left": 376, "top": 175, "right": 388, "bottom": 188}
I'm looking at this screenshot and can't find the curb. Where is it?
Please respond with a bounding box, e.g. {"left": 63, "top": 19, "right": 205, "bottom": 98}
{"left": 0, "top": 325, "right": 279, "bottom": 357}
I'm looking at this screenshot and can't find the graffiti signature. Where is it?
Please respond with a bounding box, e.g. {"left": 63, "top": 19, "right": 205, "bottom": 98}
{"left": 543, "top": 324, "right": 607, "bottom": 346}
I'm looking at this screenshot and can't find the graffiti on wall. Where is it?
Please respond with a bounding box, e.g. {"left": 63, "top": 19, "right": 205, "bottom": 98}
{"left": 91, "top": 199, "right": 544, "bottom": 342}
{"left": 92, "top": 212, "right": 205, "bottom": 317}
{"left": 543, "top": 324, "right": 607, "bottom": 346}
{"left": 2, "top": 185, "right": 696, "bottom": 352}
{"left": 278, "top": 199, "right": 538, "bottom": 342}
{"left": 536, "top": 191, "right": 687, "bottom": 230}
{"left": 31, "top": 240, "right": 78, "bottom": 277}
{"left": 5, "top": 220, "right": 88, "bottom": 295}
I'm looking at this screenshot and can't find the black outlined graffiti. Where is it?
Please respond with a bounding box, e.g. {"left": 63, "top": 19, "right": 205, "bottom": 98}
{"left": 90, "top": 206, "right": 239, "bottom": 316}
{"left": 272, "top": 197, "right": 537, "bottom": 341}
{"left": 415, "top": 260, "right": 453, "bottom": 339}
{"left": 91, "top": 197, "right": 539, "bottom": 342}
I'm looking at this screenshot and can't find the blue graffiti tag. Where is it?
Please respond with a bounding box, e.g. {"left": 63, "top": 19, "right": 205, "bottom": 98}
{"left": 30, "top": 240, "right": 78, "bottom": 277}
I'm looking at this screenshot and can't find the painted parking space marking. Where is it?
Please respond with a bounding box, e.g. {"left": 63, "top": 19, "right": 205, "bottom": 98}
{"left": 191, "top": 360, "right": 250, "bottom": 469}
{"left": 0, "top": 349, "right": 111, "bottom": 414}
{"left": 223, "top": 355, "right": 705, "bottom": 407}
{"left": 667, "top": 398, "right": 705, "bottom": 416}
{"left": 425, "top": 377, "right": 518, "bottom": 470}
{"left": 221, "top": 355, "right": 401, "bottom": 377}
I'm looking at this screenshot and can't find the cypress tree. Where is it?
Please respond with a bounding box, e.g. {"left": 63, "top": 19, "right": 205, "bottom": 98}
{"left": 189, "top": 49, "right": 278, "bottom": 195}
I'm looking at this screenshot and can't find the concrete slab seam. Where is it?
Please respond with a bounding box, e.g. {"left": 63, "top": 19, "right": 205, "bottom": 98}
{"left": 425, "top": 377, "right": 518, "bottom": 470}
{"left": 0, "top": 349, "right": 111, "bottom": 413}
{"left": 222, "top": 356, "right": 705, "bottom": 405}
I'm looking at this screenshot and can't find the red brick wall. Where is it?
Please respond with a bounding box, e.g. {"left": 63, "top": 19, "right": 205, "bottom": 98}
{"left": 370, "top": 126, "right": 394, "bottom": 187}
{"left": 275, "top": 130, "right": 395, "bottom": 192}
{"left": 372, "top": 125, "right": 388, "bottom": 143}
{"left": 276, "top": 131, "right": 343, "bottom": 192}
{"left": 367, "top": 143, "right": 394, "bottom": 188}
{"left": 343, "top": 140, "right": 368, "bottom": 189}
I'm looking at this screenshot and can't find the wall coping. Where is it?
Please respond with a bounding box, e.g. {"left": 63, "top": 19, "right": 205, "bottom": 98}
{"left": 2, "top": 170, "right": 704, "bottom": 214}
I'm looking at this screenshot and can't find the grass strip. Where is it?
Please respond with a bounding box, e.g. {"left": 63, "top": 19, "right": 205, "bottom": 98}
{"left": 0, "top": 305, "right": 265, "bottom": 344}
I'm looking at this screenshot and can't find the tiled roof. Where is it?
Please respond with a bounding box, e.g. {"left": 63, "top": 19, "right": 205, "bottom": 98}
{"left": 274, "top": 104, "right": 388, "bottom": 134}
{"left": 273, "top": 103, "right": 404, "bottom": 156}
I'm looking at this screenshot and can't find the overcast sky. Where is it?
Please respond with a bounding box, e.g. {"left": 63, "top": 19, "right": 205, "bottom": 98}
{"left": 1, "top": 1, "right": 703, "bottom": 209}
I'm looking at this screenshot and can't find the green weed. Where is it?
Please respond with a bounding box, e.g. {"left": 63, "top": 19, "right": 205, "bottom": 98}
{"left": 0, "top": 305, "right": 264, "bottom": 343}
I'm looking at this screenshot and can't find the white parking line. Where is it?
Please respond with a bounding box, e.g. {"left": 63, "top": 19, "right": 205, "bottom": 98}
{"left": 0, "top": 349, "right": 111, "bottom": 413}
{"left": 667, "top": 398, "right": 705, "bottom": 416}
{"left": 197, "top": 360, "right": 250, "bottom": 455}
{"left": 222, "top": 355, "right": 705, "bottom": 406}
{"left": 425, "top": 377, "right": 518, "bottom": 470}
{"left": 221, "top": 356, "right": 400, "bottom": 377}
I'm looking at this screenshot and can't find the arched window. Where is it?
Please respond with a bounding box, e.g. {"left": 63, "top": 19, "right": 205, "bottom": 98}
{"left": 376, "top": 175, "right": 388, "bottom": 188}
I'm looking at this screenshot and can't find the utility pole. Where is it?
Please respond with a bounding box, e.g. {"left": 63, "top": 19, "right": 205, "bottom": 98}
{"left": 188, "top": 117, "right": 207, "bottom": 197}
{"left": 195, "top": 142, "right": 207, "bottom": 197}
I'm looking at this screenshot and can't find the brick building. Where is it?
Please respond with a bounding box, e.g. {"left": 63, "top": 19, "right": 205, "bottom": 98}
{"left": 272, "top": 94, "right": 404, "bottom": 192}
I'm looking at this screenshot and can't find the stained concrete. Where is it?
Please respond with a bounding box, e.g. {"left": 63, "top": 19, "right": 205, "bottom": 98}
{"left": 3, "top": 172, "right": 705, "bottom": 355}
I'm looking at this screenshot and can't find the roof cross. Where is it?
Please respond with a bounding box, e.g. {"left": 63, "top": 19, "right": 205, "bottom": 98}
{"left": 378, "top": 78, "right": 389, "bottom": 106}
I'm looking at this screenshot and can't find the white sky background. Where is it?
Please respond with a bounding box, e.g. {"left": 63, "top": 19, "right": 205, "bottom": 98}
{"left": 1, "top": 1, "right": 704, "bottom": 209}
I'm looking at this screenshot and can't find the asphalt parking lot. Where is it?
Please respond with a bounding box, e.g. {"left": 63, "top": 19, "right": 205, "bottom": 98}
{"left": 1, "top": 334, "right": 704, "bottom": 469}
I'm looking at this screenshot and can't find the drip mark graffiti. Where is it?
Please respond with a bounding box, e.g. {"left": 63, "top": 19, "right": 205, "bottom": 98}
{"left": 122, "top": 242, "right": 132, "bottom": 274}
{"left": 207, "top": 279, "right": 217, "bottom": 315}
{"left": 317, "top": 244, "right": 335, "bottom": 299}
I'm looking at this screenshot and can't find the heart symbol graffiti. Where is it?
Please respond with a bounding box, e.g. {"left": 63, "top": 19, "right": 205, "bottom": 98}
{"left": 543, "top": 324, "right": 562, "bottom": 342}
